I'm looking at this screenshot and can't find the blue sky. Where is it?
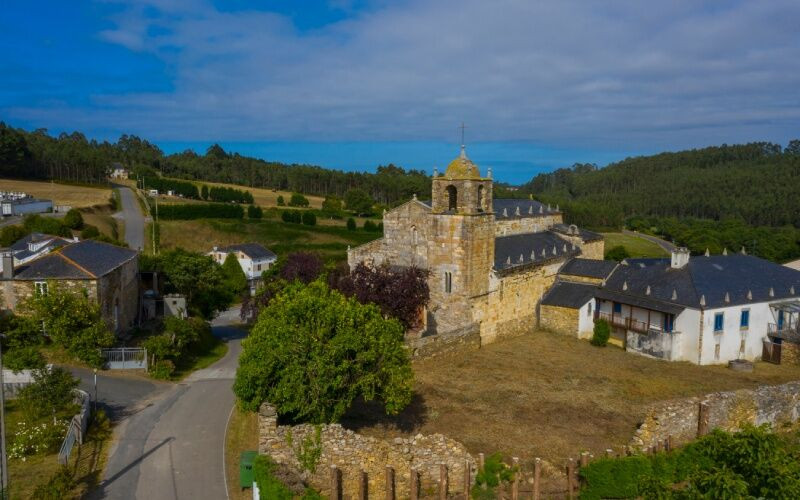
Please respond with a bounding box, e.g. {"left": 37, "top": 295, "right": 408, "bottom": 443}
{"left": 2, "top": 1, "right": 799, "bottom": 184}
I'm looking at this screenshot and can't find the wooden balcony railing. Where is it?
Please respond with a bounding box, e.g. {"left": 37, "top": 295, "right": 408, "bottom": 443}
{"left": 595, "top": 311, "right": 678, "bottom": 335}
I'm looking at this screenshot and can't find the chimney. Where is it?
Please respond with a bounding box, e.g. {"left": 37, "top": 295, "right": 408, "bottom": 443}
{"left": 671, "top": 247, "right": 690, "bottom": 269}
{"left": 2, "top": 251, "right": 13, "bottom": 280}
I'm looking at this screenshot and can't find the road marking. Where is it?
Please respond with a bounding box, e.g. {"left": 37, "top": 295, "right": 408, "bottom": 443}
{"left": 222, "top": 404, "right": 235, "bottom": 500}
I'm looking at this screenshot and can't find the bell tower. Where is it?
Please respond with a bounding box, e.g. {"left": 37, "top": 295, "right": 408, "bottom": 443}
{"left": 427, "top": 145, "right": 494, "bottom": 336}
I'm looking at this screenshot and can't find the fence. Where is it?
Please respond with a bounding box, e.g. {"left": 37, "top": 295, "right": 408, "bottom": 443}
{"left": 58, "top": 389, "right": 91, "bottom": 465}
{"left": 102, "top": 347, "right": 147, "bottom": 370}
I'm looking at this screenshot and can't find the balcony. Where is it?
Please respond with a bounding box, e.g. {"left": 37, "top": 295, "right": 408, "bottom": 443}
{"left": 595, "top": 311, "right": 676, "bottom": 336}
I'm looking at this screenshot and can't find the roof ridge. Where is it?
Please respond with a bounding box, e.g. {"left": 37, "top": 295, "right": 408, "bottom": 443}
{"left": 57, "top": 251, "right": 97, "bottom": 279}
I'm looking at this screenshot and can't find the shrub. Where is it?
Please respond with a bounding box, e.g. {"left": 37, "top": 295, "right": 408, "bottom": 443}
{"left": 4, "top": 345, "right": 46, "bottom": 371}
{"left": 18, "top": 367, "right": 79, "bottom": 420}
{"left": 209, "top": 186, "right": 253, "bottom": 204}
{"left": 157, "top": 202, "right": 244, "bottom": 220}
{"left": 321, "top": 196, "right": 342, "bottom": 215}
{"left": 346, "top": 217, "right": 356, "bottom": 231}
{"left": 591, "top": 319, "right": 610, "bottom": 347}
{"left": 247, "top": 204, "right": 263, "bottom": 219}
{"left": 301, "top": 211, "right": 316, "bottom": 226}
{"left": 151, "top": 359, "right": 176, "bottom": 380}
{"left": 62, "top": 209, "right": 84, "bottom": 229}
{"left": 277, "top": 195, "right": 285, "bottom": 206}
{"left": 80, "top": 224, "right": 100, "bottom": 239}
{"left": 32, "top": 466, "right": 76, "bottom": 499}
{"left": 344, "top": 188, "right": 374, "bottom": 215}
{"left": 0, "top": 224, "right": 28, "bottom": 246}
{"left": 9, "top": 419, "right": 69, "bottom": 458}
{"left": 288, "top": 193, "right": 309, "bottom": 207}
{"left": 472, "top": 453, "right": 516, "bottom": 500}
{"left": 605, "top": 245, "right": 630, "bottom": 261}
{"left": 363, "top": 219, "right": 377, "bottom": 231}
{"left": 201, "top": 184, "right": 209, "bottom": 200}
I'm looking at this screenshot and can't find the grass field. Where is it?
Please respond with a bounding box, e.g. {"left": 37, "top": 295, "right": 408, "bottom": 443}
{"left": 601, "top": 232, "right": 668, "bottom": 258}
{"left": 158, "top": 218, "right": 380, "bottom": 258}
{"left": 0, "top": 178, "right": 112, "bottom": 208}
{"left": 343, "top": 330, "right": 800, "bottom": 471}
{"left": 225, "top": 406, "right": 260, "bottom": 500}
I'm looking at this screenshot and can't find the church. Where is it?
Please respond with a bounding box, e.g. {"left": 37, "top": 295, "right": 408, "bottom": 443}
{"left": 348, "top": 146, "right": 604, "bottom": 347}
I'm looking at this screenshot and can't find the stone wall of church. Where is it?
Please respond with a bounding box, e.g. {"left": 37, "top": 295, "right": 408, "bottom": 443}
{"left": 476, "top": 260, "right": 564, "bottom": 344}
{"left": 559, "top": 274, "right": 605, "bottom": 285}
{"left": 579, "top": 240, "right": 605, "bottom": 260}
{"left": 494, "top": 214, "right": 562, "bottom": 236}
{"left": 348, "top": 200, "right": 431, "bottom": 270}
{"left": 540, "top": 304, "right": 580, "bottom": 336}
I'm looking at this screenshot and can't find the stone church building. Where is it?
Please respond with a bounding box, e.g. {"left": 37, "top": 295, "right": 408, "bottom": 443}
{"left": 348, "top": 147, "right": 604, "bottom": 348}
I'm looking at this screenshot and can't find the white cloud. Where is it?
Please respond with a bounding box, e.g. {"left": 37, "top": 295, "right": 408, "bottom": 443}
{"left": 11, "top": 0, "right": 800, "bottom": 148}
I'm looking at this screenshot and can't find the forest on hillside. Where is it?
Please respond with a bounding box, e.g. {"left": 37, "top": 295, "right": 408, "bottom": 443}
{"left": 0, "top": 123, "right": 431, "bottom": 205}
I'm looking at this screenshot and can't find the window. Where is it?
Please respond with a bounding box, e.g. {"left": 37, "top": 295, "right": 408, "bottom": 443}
{"left": 663, "top": 313, "right": 674, "bottom": 333}
{"left": 714, "top": 312, "right": 724, "bottom": 332}
{"left": 444, "top": 272, "right": 453, "bottom": 293}
{"left": 34, "top": 281, "right": 47, "bottom": 296}
{"left": 740, "top": 309, "right": 750, "bottom": 329}
{"left": 446, "top": 185, "right": 457, "bottom": 211}
{"left": 587, "top": 301, "right": 593, "bottom": 317}
{"left": 613, "top": 302, "right": 622, "bottom": 314}
{"left": 476, "top": 185, "right": 484, "bottom": 212}
{"left": 257, "top": 264, "right": 262, "bottom": 271}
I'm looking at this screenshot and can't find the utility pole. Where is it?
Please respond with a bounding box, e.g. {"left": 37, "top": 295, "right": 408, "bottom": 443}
{"left": 0, "top": 339, "right": 9, "bottom": 499}
{"left": 152, "top": 196, "right": 158, "bottom": 255}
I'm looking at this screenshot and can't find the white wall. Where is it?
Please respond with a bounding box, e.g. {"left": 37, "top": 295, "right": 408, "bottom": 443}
{"left": 697, "top": 302, "right": 776, "bottom": 365}
{"left": 577, "top": 299, "right": 594, "bottom": 338}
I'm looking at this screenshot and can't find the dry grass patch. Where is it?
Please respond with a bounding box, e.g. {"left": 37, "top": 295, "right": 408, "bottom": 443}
{"left": 179, "top": 179, "right": 325, "bottom": 209}
{"left": 0, "top": 178, "right": 111, "bottom": 208}
{"left": 225, "top": 405, "right": 260, "bottom": 500}
{"left": 343, "top": 330, "right": 800, "bottom": 468}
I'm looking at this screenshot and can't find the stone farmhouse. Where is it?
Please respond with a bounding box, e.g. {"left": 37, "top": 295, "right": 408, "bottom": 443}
{"left": 208, "top": 243, "right": 277, "bottom": 295}
{"left": 1, "top": 239, "right": 139, "bottom": 334}
{"left": 0, "top": 232, "right": 76, "bottom": 273}
{"left": 541, "top": 248, "right": 800, "bottom": 365}
{"left": 348, "top": 146, "right": 604, "bottom": 347}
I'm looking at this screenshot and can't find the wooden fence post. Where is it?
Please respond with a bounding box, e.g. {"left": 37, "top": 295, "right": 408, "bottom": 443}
{"left": 358, "top": 470, "right": 368, "bottom": 500}
{"left": 478, "top": 452, "right": 485, "bottom": 471}
{"left": 330, "top": 465, "right": 342, "bottom": 500}
{"left": 463, "top": 459, "right": 471, "bottom": 496}
{"left": 533, "top": 457, "right": 541, "bottom": 500}
{"left": 567, "top": 458, "right": 575, "bottom": 499}
{"left": 439, "top": 463, "right": 448, "bottom": 500}
{"left": 409, "top": 468, "right": 419, "bottom": 500}
{"left": 579, "top": 451, "right": 589, "bottom": 468}
{"left": 697, "top": 401, "right": 710, "bottom": 437}
{"left": 511, "top": 457, "right": 520, "bottom": 500}
{"left": 385, "top": 466, "right": 395, "bottom": 500}
{"left": 666, "top": 435, "right": 673, "bottom": 452}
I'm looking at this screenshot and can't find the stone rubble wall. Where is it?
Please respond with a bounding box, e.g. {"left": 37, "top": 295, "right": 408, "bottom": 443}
{"left": 407, "top": 325, "right": 481, "bottom": 359}
{"left": 259, "top": 403, "right": 475, "bottom": 499}
{"left": 539, "top": 304, "right": 581, "bottom": 338}
{"left": 631, "top": 381, "right": 800, "bottom": 449}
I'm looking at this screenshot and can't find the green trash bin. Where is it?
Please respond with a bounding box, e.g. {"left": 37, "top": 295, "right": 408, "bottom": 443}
{"left": 240, "top": 450, "right": 258, "bottom": 490}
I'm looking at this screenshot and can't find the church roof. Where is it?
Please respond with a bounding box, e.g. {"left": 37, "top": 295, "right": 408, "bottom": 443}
{"left": 560, "top": 258, "right": 618, "bottom": 279}
{"left": 494, "top": 231, "right": 580, "bottom": 272}
{"left": 541, "top": 281, "right": 597, "bottom": 309}
{"left": 494, "top": 199, "right": 559, "bottom": 218}
{"left": 443, "top": 146, "right": 481, "bottom": 179}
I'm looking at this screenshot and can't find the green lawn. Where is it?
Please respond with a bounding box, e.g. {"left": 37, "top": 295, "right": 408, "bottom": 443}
{"left": 601, "top": 232, "right": 668, "bottom": 258}
{"left": 172, "top": 339, "right": 229, "bottom": 380}
{"left": 159, "top": 217, "right": 380, "bottom": 260}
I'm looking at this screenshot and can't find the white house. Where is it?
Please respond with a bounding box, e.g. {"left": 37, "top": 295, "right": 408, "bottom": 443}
{"left": 540, "top": 248, "right": 800, "bottom": 365}
{"left": 109, "top": 163, "right": 129, "bottom": 179}
{"left": 0, "top": 233, "right": 76, "bottom": 273}
{"left": 208, "top": 243, "right": 277, "bottom": 295}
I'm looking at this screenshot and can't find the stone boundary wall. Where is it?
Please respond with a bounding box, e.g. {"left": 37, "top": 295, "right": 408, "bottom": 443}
{"left": 631, "top": 381, "right": 800, "bottom": 449}
{"left": 407, "top": 326, "right": 481, "bottom": 359}
{"left": 258, "top": 403, "right": 475, "bottom": 499}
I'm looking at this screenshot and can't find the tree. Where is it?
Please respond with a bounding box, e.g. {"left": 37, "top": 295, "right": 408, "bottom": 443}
{"left": 62, "top": 209, "right": 84, "bottom": 230}
{"left": 247, "top": 204, "right": 263, "bottom": 219}
{"left": 201, "top": 184, "right": 209, "bottom": 200}
{"left": 301, "top": 211, "right": 316, "bottom": 226}
{"left": 330, "top": 263, "right": 430, "bottom": 329}
{"left": 280, "top": 252, "right": 323, "bottom": 284}
{"left": 363, "top": 219, "right": 377, "bottom": 231}
{"left": 80, "top": 225, "right": 101, "bottom": 239}
{"left": 233, "top": 280, "right": 414, "bottom": 422}
{"left": 0, "top": 224, "right": 27, "bottom": 246}
{"left": 277, "top": 195, "right": 285, "bottom": 206}
{"left": 346, "top": 218, "right": 356, "bottom": 231}
{"left": 605, "top": 245, "right": 630, "bottom": 261}
{"left": 20, "top": 283, "right": 114, "bottom": 367}
{"left": 321, "top": 196, "right": 343, "bottom": 215}
{"left": 288, "top": 193, "right": 309, "bottom": 207}
{"left": 160, "top": 249, "right": 233, "bottom": 318}
{"left": 591, "top": 319, "right": 610, "bottom": 347}
{"left": 18, "top": 367, "right": 79, "bottom": 421}
{"left": 222, "top": 253, "right": 248, "bottom": 294}
{"left": 785, "top": 139, "right": 800, "bottom": 155}
{"left": 344, "top": 188, "right": 374, "bottom": 216}
{"left": 206, "top": 143, "right": 228, "bottom": 159}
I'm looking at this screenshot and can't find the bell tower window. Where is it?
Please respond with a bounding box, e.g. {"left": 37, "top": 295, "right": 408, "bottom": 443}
{"left": 444, "top": 272, "right": 453, "bottom": 293}
{"left": 446, "top": 185, "right": 457, "bottom": 211}
{"left": 477, "top": 185, "right": 484, "bottom": 212}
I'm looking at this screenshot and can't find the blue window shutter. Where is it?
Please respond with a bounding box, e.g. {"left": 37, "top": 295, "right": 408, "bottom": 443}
{"left": 740, "top": 310, "right": 749, "bottom": 328}
{"left": 714, "top": 313, "right": 724, "bottom": 331}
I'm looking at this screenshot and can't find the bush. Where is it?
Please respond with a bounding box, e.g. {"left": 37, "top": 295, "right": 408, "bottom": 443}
{"left": 472, "top": 453, "right": 516, "bottom": 500}
{"left": 143, "top": 176, "right": 199, "bottom": 198}
{"left": 9, "top": 419, "right": 69, "bottom": 458}
{"left": 605, "top": 245, "right": 630, "bottom": 261}
{"left": 301, "top": 211, "right": 316, "bottom": 226}
{"left": 363, "top": 219, "right": 377, "bottom": 231}
{"left": 0, "top": 224, "right": 28, "bottom": 246}
{"left": 4, "top": 345, "right": 46, "bottom": 371}
{"left": 591, "top": 319, "right": 610, "bottom": 347}
{"left": 277, "top": 195, "right": 285, "bottom": 206}
{"left": 201, "top": 184, "right": 209, "bottom": 200}
{"left": 17, "top": 367, "right": 79, "bottom": 420}
{"left": 247, "top": 204, "right": 263, "bottom": 219}
{"left": 80, "top": 224, "right": 100, "bottom": 239}
{"left": 32, "top": 466, "right": 76, "bottom": 499}
{"left": 150, "top": 359, "right": 176, "bottom": 380}
{"left": 209, "top": 186, "right": 253, "bottom": 204}
{"left": 62, "top": 208, "right": 84, "bottom": 229}
{"left": 157, "top": 203, "right": 244, "bottom": 220}
{"left": 346, "top": 217, "right": 356, "bottom": 231}
{"left": 252, "top": 455, "right": 295, "bottom": 500}
{"left": 288, "top": 193, "right": 310, "bottom": 207}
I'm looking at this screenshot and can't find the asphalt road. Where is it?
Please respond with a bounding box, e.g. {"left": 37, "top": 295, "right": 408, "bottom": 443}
{"left": 622, "top": 229, "right": 677, "bottom": 253}
{"left": 93, "top": 308, "right": 245, "bottom": 500}
{"left": 116, "top": 186, "right": 145, "bottom": 251}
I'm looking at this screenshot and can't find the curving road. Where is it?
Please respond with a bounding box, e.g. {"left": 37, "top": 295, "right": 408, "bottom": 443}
{"left": 92, "top": 308, "right": 245, "bottom": 499}
{"left": 622, "top": 229, "right": 677, "bottom": 254}
{"left": 115, "top": 185, "right": 145, "bottom": 251}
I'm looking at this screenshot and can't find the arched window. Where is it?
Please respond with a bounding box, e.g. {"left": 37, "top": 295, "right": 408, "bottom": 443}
{"left": 411, "top": 225, "right": 417, "bottom": 245}
{"left": 477, "top": 185, "right": 484, "bottom": 212}
{"left": 446, "top": 185, "right": 457, "bottom": 211}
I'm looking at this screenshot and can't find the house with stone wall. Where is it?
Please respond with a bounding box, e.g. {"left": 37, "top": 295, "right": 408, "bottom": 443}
{"left": 1, "top": 239, "right": 139, "bottom": 335}
{"left": 540, "top": 247, "right": 800, "bottom": 365}
{"left": 347, "top": 146, "right": 604, "bottom": 350}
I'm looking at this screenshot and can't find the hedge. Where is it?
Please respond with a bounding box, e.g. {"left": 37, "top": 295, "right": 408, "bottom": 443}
{"left": 157, "top": 203, "right": 244, "bottom": 220}
{"left": 144, "top": 177, "right": 199, "bottom": 199}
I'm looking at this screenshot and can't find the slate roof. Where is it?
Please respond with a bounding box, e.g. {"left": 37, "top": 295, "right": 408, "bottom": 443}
{"left": 541, "top": 281, "right": 597, "bottom": 308}
{"left": 217, "top": 243, "right": 276, "bottom": 260}
{"left": 602, "top": 255, "right": 800, "bottom": 310}
{"left": 9, "top": 233, "right": 71, "bottom": 252}
{"left": 493, "top": 199, "right": 559, "bottom": 218}
{"left": 494, "top": 231, "right": 580, "bottom": 271}
{"left": 14, "top": 240, "right": 137, "bottom": 280}
{"left": 560, "top": 258, "right": 618, "bottom": 279}
{"left": 551, "top": 223, "right": 603, "bottom": 242}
